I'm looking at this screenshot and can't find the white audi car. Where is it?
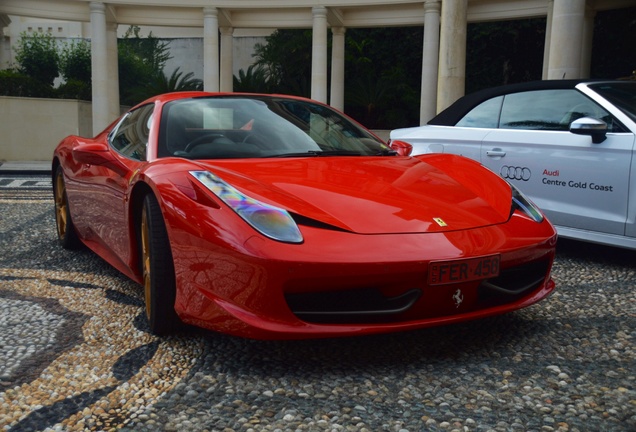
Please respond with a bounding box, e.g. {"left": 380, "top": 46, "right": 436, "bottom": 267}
{"left": 390, "top": 80, "right": 636, "bottom": 249}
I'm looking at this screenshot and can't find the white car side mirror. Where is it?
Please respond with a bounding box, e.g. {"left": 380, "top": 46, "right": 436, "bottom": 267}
{"left": 569, "top": 117, "right": 608, "bottom": 144}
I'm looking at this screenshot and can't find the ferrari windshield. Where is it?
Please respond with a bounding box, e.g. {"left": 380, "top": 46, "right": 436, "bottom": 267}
{"left": 158, "top": 96, "right": 391, "bottom": 159}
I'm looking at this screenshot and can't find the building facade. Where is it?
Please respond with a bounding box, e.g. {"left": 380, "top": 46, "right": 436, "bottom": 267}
{"left": 1, "top": 0, "right": 634, "bottom": 135}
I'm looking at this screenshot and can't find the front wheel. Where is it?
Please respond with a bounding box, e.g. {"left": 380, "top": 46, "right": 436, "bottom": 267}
{"left": 53, "top": 166, "right": 80, "bottom": 249}
{"left": 140, "top": 194, "right": 180, "bottom": 335}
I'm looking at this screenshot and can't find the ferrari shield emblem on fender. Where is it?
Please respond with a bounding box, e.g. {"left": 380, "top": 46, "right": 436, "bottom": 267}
{"left": 452, "top": 289, "right": 463, "bottom": 308}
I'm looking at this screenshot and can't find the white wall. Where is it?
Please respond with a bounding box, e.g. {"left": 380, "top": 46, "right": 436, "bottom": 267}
{"left": 0, "top": 96, "right": 92, "bottom": 161}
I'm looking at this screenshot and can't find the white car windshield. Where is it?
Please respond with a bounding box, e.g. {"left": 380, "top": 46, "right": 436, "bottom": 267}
{"left": 590, "top": 82, "right": 636, "bottom": 123}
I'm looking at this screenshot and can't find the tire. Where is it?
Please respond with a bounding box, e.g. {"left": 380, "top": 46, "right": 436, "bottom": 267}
{"left": 53, "top": 166, "right": 80, "bottom": 249}
{"left": 140, "top": 193, "right": 180, "bottom": 335}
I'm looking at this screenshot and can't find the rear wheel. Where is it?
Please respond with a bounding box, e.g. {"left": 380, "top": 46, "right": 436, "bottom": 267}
{"left": 140, "top": 193, "right": 180, "bottom": 335}
{"left": 53, "top": 166, "right": 80, "bottom": 249}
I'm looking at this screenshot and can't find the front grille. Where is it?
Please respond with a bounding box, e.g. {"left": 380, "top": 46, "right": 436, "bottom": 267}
{"left": 285, "top": 288, "right": 422, "bottom": 324}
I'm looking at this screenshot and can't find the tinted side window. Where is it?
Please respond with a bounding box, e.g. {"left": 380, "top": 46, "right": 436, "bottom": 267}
{"left": 110, "top": 104, "right": 154, "bottom": 160}
{"left": 499, "top": 89, "right": 612, "bottom": 131}
{"left": 456, "top": 96, "right": 503, "bottom": 128}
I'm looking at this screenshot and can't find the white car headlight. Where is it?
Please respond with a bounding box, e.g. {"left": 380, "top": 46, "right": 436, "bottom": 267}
{"left": 190, "top": 171, "right": 303, "bottom": 244}
{"left": 510, "top": 183, "right": 544, "bottom": 223}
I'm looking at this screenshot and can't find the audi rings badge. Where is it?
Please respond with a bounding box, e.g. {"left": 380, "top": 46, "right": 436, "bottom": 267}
{"left": 500, "top": 166, "right": 531, "bottom": 181}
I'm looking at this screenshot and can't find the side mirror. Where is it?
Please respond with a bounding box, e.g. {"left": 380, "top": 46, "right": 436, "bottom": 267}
{"left": 73, "top": 143, "right": 113, "bottom": 165}
{"left": 569, "top": 117, "right": 608, "bottom": 144}
{"left": 72, "top": 143, "right": 128, "bottom": 175}
{"left": 389, "top": 140, "right": 413, "bottom": 156}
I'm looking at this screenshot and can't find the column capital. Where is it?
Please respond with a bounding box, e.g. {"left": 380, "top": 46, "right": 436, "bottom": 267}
{"left": 89, "top": 2, "right": 105, "bottom": 14}
{"left": 331, "top": 26, "right": 346, "bottom": 36}
{"left": 219, "top": 26, "right": 234, "bottom": 36}
{"left": 424, "top": 0, "right": 441, "bottom": 14}
{"left": 312, "top": 6, "right": 328, "bottom": 18}
{"left": 203, "top": 7, "right": 218, "bottom": 18}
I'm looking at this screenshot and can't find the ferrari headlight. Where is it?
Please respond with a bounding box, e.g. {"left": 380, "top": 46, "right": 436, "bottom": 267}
{"left": 190, "top": 171, "right": 303, "bottom": 244}
{"left": 510, "top": 183, "right": 543, "bottom": 223}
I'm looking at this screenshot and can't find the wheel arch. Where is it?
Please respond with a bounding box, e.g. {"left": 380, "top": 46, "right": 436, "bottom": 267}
{"left": 129, "top": 182, "right": 156, "bottom": 278}
{"left": 131, "top": 182, "right": 181, "bottom": 334}
{"left": 52, "top": 158, "right": 61, "bottom": 183}
{"left": 52, "top": 160, "right": 81, "bottom": 249}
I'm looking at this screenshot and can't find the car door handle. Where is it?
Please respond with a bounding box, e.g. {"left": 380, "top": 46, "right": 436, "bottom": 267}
{"left": 486, "top": 149, "right": 506, "bottom": 157}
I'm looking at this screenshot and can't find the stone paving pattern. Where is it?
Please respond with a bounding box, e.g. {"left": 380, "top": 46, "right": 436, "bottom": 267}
{"left": 0, "top": 175, "right": 634, "bottom": 431}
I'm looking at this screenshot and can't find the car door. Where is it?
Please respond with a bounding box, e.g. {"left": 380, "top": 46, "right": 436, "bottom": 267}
{"left": 478, "top": 89, "right": 635, "bottom": 235}
{"left": 72, "top": 104, "right": 154, "bottom": 263}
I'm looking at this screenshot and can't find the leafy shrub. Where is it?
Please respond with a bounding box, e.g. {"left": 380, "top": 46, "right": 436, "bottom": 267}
{"left": 14, "top": 31, "right": 59, "bottom": 87}
{"left": 59, "top": 39, "right": 91, "bottom": 83}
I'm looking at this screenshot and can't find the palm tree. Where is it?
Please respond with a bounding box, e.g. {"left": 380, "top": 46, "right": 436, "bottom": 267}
{"left": 253, "top": 29, "right": 313, "bottom": 97}
{"left": 345, "top": 74, "right": 395, "bottom": 128}
{"left": 130, "top": 67, "right": 203, "bottom": 103}
{"left": 233, "top": 65, "right": 271, "bottom": 93}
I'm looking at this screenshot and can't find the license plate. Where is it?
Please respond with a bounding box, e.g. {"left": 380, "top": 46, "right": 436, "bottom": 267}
{"left": 428, "top": 255, "right": 500, "bottom": 285}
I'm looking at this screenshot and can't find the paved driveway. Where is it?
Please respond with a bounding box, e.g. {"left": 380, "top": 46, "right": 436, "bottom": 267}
{"left": 1, "top": 175, "right": 634, "bottom": 432}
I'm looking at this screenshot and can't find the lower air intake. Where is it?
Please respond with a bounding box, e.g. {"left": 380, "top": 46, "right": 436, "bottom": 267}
{"left": 285, "top": 288, "right": 422, "bottom": 324}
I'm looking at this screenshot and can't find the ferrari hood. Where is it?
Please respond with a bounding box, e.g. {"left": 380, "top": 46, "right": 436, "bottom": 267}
{"left": 191, "top": 155, "right": 512, "bottom": 235}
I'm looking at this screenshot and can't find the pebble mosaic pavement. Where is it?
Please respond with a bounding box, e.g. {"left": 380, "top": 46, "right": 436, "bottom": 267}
{"left": 1, "top": 176, "right": 203, "bottom": 432}
{"left": 0, "top": 174, "right": 634, "bottom": 432}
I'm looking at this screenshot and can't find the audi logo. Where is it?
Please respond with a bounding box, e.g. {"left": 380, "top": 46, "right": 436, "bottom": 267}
{"left": 500, "top": 166, "right": 531, "bottom": 181}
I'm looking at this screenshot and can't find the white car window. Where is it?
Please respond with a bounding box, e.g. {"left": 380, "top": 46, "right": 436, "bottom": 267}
{"left": 455, "top": 96, "right": 502, "bottom": 128}
{"left": 499, "top": 89, "right": 610, "bottom": 131}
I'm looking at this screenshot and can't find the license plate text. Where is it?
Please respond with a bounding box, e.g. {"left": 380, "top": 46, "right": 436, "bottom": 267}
{"left": 428, "top": 255, "right": 500, "bottom": 285}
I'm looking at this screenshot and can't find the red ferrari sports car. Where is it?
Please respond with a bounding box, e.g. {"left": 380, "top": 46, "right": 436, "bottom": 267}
{"left": 52, "top": 92, "right": 557, "bottom": 339}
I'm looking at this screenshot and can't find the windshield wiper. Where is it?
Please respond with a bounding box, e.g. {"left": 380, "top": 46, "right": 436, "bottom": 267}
{"left": 376, "top": 149, "right": 398, "bottom": 156}
{"left": 267, "top": 150, "right": 364, "bottom": 158}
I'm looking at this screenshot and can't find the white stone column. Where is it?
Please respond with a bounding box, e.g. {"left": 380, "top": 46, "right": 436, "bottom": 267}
{"left": 421, "top": 0, "right": 441, "bottom": 124}
{"left": 311, "top": 6, "right": 328, "bottom": 103}
{"left": 542, "top": 0, "right": 554, "bottom": 79}
{"left": 106, "top": 22, "right": 119, "bottom": 119}
{"left": 90, "top": 2, "right": 110, "bottom": 134}
{"left": 220, "top": 27, "right": 234, "bottom": 92}
{"left": 437, "top": 0, "right": 467, "bottom": 113}
{"left": 330, "top": 27, "right": 346, "bottom": 111}
{"left": 547, "top": 0, "right": 586, "bottom": 79}
{"left": 203, "top": 7, "right": 220, "bottom": 92}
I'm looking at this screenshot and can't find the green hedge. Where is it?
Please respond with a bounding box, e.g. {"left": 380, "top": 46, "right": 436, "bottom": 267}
{"left": 56, "top": 79, "right": 91, "bottom": 100}
{"left": 0, "top": 70, "right": 91, "bottom": 100}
